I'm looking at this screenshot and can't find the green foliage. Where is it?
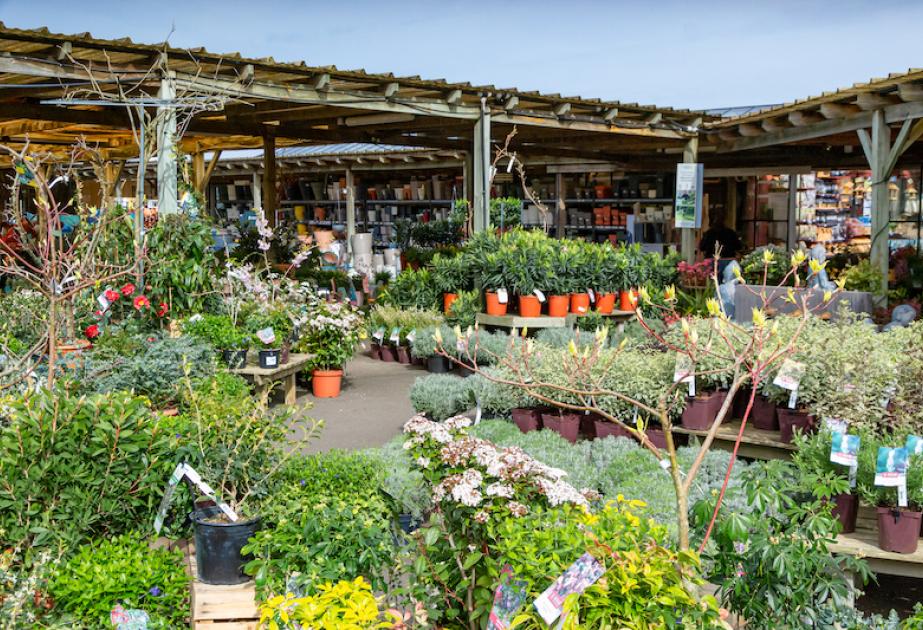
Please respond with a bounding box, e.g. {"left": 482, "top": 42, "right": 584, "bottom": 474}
{"left": 444, "top": 289, "right": 481, "bottom": 328}
{"left": 366, "top": 305, "right": 442, "bottom": 343}
{"left": 50, "top": 533, "right": 189, "bottom": 628}
{"left": 381, "top": 267, "right": 440, "bottom": 311}
{"left": 366, "top": 439, "right": 431, "bottom": 522}
{"left": 695, "top": 460, "right": 871, "bottom": 629}
{"left": 409, "top": 373, "right": 473, "bottom": 420}
{"left": 467, "top": 368, "right": 535, "bottom": 416}
{"left": 490, "top": 197, "right": 522, "bottom": 228}
{"left": 278, "top": 450, "right": 384, "bottom": 501}
{"left": 740, "top": 245, "right": 791, "bottom": 285}
{"left": 246, "top": 302, "right": 295, "bottom": 346}
{"left": 430, "top": 251, "right": 471, "bottom": 294}
{"left": 82, "top": 333, "right": 215, "bottom": 407}
{"left": 183, "top": 314, "right": 251, "bottom": 349}
{"left": 0, "top": 390, "right": 177, "bottom": 552}
{"left": 0, "top": 290, "right": 48, "bottom": 349}
{"left": 842, "top": 258, "right": 883, "bottom": 293}
{"left": 145, "top": 214, "right": 220, "bottom": 316}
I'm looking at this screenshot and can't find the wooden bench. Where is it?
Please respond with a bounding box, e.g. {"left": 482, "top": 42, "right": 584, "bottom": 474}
{"left": 831, "top": 506, "right": 923, "bottom": 579}
{"left": 672, "top": 420, "right": 795, "bottom": 461}
{"left": 179, "top": 540, "right": 259, "bottom": 629}
{"left": 231, "top": 353, "right": 312, "bottom": 405}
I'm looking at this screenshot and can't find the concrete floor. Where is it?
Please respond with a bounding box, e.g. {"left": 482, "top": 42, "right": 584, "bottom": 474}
{"left": 290, "top": 354, "right": 423, "bottom": 453}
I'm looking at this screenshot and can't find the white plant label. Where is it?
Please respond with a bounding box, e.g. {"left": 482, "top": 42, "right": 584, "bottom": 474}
{"left": 874, "top": 446, "right": 908, "bottom": 507}
{"left": 830, "top": 432, "right": 859, "bottom": 488}
{"left": 533, "top": 552, "right": 604, "bottom": 625}
{"left": 153, "top": 463, "right": 238, "bottom": 534}
{"left": 389, "top": 327, "right": 401, "bottom": 343}
{"left": 497, "top": 288, "right": 509, "bottom": 304}
{"left": 533, "top": 289, "right": 546, "bottom": 303}
{"left": 823, "top": 418, "right": 848, "bottom": 433}
{"left": 97, "top": 291, "right": 111, "bottom": 310}
{"left": 659, "top": 459, "right": 671, "bottom": 471}
{"left": 256, "top": 327, "right": 276, "bottom": 345}
{"left": 587, "top": 288, "right": 595, "bottom": 302}
{"left": 899, "top": 481, "right": 908, "bottom": 508}
{"left": 373, "top": 327, "right": 385, "bottom": 342}
{"left": 263, "top": 354, "right": 277, "bottom": 367}
{"left": 406, "top": 329, "right": 417, "bottom": 343}
{"left": 688, "top": 378, "right": 696, "bottom": 398}
{"left": 787, "top": 388, "right": 799, "bottom": 410}
{"left": 773, "top": 359, "right": 805, "bottom": 392}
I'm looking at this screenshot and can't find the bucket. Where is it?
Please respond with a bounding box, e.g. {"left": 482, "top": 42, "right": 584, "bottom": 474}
{"left": 193, "top": 506, "right": 260, "bottom": 585}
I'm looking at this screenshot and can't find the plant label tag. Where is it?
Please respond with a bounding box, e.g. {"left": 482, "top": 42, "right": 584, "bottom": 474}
{"left": 488, "top": 565, "right": 527, "bottom": 630}
{"left": 899, "top": 480, "right": 909, "bottom": 508}
{"left": 906, "top": 435, "right": 923, "bottom": 455}
{"left": 874, "top": 447, "right": 909, "bottom": 488}
{"left": 824, "top": 418, "right": 848, "bottom": 433}
{"left": 880, "top": 383, "right": 896, "bottom": 409}
{"left": 688, "top": 378, "right": 696, "bottom": 397}
{"left": 456, "top": 338, "right": 466, "bottom": 353}
{"left": 264, "top": 354, "right": 277, "bottom": 367}
{"left": 533, "top": 289, "right": 546, "bottom": 303}
{"left": 659, "top": 459, "right": 671, "bottom": 470}
{"left": 587, "top": 288, "right": 595, "bottom": 302}
{"left": 373, "top": 327, "right": 385, "bottom": 342}
{"left": 256, "top": 327, "right": 276, "bottom": 346}
{"left": 787, "top": 388, "right": 798, "bottom": 410}
{"left": 577, "top": 305, "right": 587, "bottom": 313}
{"left": 389, "top": 327, "right": 401, "bottom": 343}
{"left": 848, "top": 465, "right": 858, "bottom": 489}
{"left": 533, "top": 552, "right": 604, "bottom": 625}
{"left": 830, "top": 431, "right": 859, "bottom": 468}
{"left": 497, "top": 288, "right": 508, "bottom": 304}
{"left": 475, "top": 395, "right": 482, "bottom": 425}
{"left": 406, "top": 329, "right": 416, "bottom": 343}
{"left": 97, "top": 291, "right": 111, "bottom": 310}
{"left": 773, "top": 359, "right": 805, "bottom": 393}
{"left": 153, "top": 463, "right": 187, "bottom": 534}
{"left": 674, "top": 353, "right": 694, "bottom": 384}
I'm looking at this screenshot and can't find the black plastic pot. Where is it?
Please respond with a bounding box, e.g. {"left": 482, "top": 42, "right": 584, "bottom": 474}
{"left": 222, "top": 349, "right": 248, "bottom": 369}
{"left": 426, "top": 355, "right": 453, "bottom": 373}
{"left": 398, "top": 513, "right": 419, "bottom": 533}
{"left": 192, "top": 506, "right": 261, "bottom": 585}
{"left": 258, "top": 348, "right": 281, "bottom": 369}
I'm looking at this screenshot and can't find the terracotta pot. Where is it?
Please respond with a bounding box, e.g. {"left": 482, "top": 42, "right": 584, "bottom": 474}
{"left": 518, "top": 295, "right": 542, "bottom": 317}
{"left": 426, "top": 355, "right": 453, "bottom": 373}
{"left": 877, "top": 507, "right": 922, "bottom": 554}
{"left": 778, "top": 408, "right": 815, "bottom": 443}
{"left": 443, "top": 292, "right": 459, "bottom": 314}
{"left": 511, "top": 408, "right": 542, "bottom": 433}
{"left": 547, "top": 295, "right": 569, "bottom": 317}
{"left": 369, "top": 342, "right": 382, "bottom": 360}
{"left": 570, "top": 293, "right": 591, "bottom": 315}
{"left": 596, "top": 293, "right": 616, "bottom": 314}
{"left": 750, "top": 395, "right": 778, "bottom": 431}
{"left": 311, "top": 369, "right": 343, "bottom": 398}
{"left": 541, "top": 412, "right": 580, "bottom": 444}
{"left": 396, "top": 346, "right": 411, "bottom": 364}
{"left": 593, "top": 419, "right": 633, "bottom": 440}
{"left": 619, "top": 289, "right": 638, "bottom": 311}
{"left": 380, "top": 345, "right": 397, "bottom": 362}
{"left": 485, "top": 291, "right": 508, "bottom": 316}
{"left": 681, "top": 392, "right": 720, "bottom": 430}
{"left": 832, "top": 493, "right": 858, "bottom": 534}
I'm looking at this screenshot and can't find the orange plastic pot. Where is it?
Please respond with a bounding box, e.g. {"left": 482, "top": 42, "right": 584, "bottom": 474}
{"left": 443, "top": 292, "right": 458, "bottom": 314}
{"left": 570, "top": 293, "right": 591, "bottom": 315}
{"left": 619, "top": 289, "right": 638, "bottom": 311}
{"left": 518, "top": 295, "right": 542, "bottom": 317}
{"left": 311, "top": 369, "right": 343, "bottom": 398}
{"left": 485, "top": 292, "right": 508, "bottom": 316}
{"left": 547, "top": 295, "right": 569, "bottom": 317}
{"left": 596, "top": 293, "right": 616, "bottom": 314}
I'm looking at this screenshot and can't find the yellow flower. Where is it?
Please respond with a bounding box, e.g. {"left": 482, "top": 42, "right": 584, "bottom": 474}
{"left": 638, "top": 286, "right": 651, "bottom": 305}
{"left": 567, "top": 340, "right": 579, "bottom": 357}
{"left": 705, "top": 298, "right": 722, "bottom": 318}
{"left": 823, "top": 290, "right": 833, "bottom": 303}
{"left": 790, "top": 250, "right": 806, "bottom": 268}
{"left": 433, "top": 327, "right": 443, "bottom": 344}
{"left": 808, "top": 258, "right": 826, "bottom": 275}
{"left": 762, "top": 249, "right": 775, "bottom": 265}
{"left": 664, "top": 284, "right": 677, "bottom": 302}
{"left": 751, "top": 307, "right": 767, "bottom": 328}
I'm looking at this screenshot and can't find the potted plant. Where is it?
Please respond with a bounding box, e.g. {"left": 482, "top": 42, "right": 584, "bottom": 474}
{"left": 481, "top": 252, "right": 509, "bottom": 316}
{"left": 296, "top": 299, "right": 363, "bottom": 398}
{"left": 431, "top": 253, "right": 470, "bottom": 315}
{"left": 567, "top": 245, "right": 592, "bottom": 315}
{"left": 541, "top": 408, "right": 580, "bottom": 443}
{"left": 857, "top": 437, "right": 923, "bottom": 554}
{"left": 184, "top": 314, "right": 251, "bottom": 369}
{"left": 792, "top": 429, "right": 860, "bottom": 533}
{"left": 619, "top": 246, "right": 643, "bottom": 311}
{"left": 511, "top": 407, "right": 543, "bottom": 433}
{"left": 595, "top": 247, "right": 624, "bottom": 315}
{"left": 411, "top": 326, "right": 453, "bottom": 373}
{"left": 545, "top": 247, "right": 573, "bottom": 318}
{"left": 247, "top": 305, "right": 294, "bottom": 369}
{"left": 176, "top": 374, "right": 321, "bottom": 585}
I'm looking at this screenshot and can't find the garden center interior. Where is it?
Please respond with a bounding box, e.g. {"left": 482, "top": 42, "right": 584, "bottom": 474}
{"left": 3, "top": 19, "right": 923, "bottom": 630}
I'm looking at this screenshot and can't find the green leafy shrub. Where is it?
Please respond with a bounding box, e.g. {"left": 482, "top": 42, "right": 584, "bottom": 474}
{"left": 0, "top": 390, "right": 177, "bottom": 551}
{"left": 409, "top": 373, "right": 473, "bottom": 420}
{"left": 381, "top": 268, "right": 440, "bottom": 311}
{"left": 50, "top": 533, "right": 189, "bottom": 628}
{"left": 145, "top": 214, "right": 221, "bottom": 316}
{"left": 444, "top": 289, "right": 481, "bottom": 329}
{"left": 366, "top": 439, "right": 431, "bottom": 523}
{"left": 278, "top": 450, "right": 384, "bottom": 501}
{"left": 430, "top": 251, "right": 472, "bottom": 294}
{"left": 184, "top": 314, "right": 251, "bottom": 349}
{"left": 0, "top": 290, "right": 48, "bottom": 349}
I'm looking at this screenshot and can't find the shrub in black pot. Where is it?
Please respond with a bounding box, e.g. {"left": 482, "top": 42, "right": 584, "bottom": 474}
{"left": 193, "top": 506, "right": 261, "bottom": 584}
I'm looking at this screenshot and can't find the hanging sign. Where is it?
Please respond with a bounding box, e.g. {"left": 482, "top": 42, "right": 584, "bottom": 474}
{"left": 488, "top": 566, "right": 528, "bottom": 630}
{"left": 874, "top": 447, "right": 909, "bottom": 507}
{"left": 533, "top": 552, "right": 605, "bottom": 625}
{"left": 773, "top": 359, "right": 805, "bottom": 408}
{"left": 674, "top": 163, "right": 704, "bottom": 229}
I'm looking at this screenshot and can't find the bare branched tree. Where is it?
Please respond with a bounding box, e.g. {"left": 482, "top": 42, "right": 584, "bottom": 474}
{"left": 490, "top": 126, "right": 551, "bottom": 230}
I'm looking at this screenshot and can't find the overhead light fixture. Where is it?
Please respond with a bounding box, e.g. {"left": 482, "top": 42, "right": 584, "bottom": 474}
{"left": 343, "top": 113, "right": 415, "bottom": 127}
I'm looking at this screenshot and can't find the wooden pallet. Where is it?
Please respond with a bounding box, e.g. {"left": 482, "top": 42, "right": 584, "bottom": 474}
{"left": 672, "top": 419, "right": 795, "bottom": 461}
{"left": 179, "top": 540, "right": 260, "bottom": 629}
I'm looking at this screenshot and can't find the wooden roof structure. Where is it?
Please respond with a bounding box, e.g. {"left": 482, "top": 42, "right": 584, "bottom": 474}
{"left": 0, "top": 23, "right": 712, "bottom": 164}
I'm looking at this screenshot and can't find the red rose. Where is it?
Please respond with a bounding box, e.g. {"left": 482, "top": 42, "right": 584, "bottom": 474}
{"left": 85, "top": 324, "right": 100, "bottom": 339}
{"left": 105, "top": 289, "right": 120, "bottom": 303}
{"left": 157, "top": 302, "right": 169, "bottom": 317}
{"left": 121, "top": 283, "right": 136, "bottom": 297}
{"left": 133, "top": 295, "right": 151, "bottom": 310}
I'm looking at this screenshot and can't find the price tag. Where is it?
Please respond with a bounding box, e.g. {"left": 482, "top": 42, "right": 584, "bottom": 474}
{"left": 688, "top": 378, "right": 696, "bottom": 397}
{"left": 533, "top": 289, "right": 546, "bottom": 303}
{"left": 497, "top": 288, "right": 509, "bottom": 304}
{"left": 389, "top": 327, "right": 401, "bottom": 343}
{"left": 899, "top": 481, "right": 909, "bottom": 508}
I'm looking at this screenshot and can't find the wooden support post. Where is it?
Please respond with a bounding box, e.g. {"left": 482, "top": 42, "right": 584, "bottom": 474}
{"left": 192, "top": 151, "right": 205, "bottom": 194}
{"left": 472, "top": 104, "right": 491, "bottom": 232}
{"left": 203, "top": 150, "right": 222, "bottom": 194}
{"left": 156, "top": 73, "right": 178, "bottom": 215}
{"left": 680, "top": 133, "right": 699, "bottom": 262}
{"left": 252, "top": 171, "right": 262, "bottom": 211}
{"left": 345, "top": 167, "right": 356, "bottom": 249}
{"left": 262, "top": 133, "right": 277, "bottom": 226}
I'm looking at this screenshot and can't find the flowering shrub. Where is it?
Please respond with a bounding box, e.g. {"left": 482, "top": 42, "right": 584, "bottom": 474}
{"left": 295, "top": 298, "right": 363, "bottom": 371}
{"left": 84, "top": 281, "right": 168, "bottom": 340}
{"left": 677, "top": 259, "right": 713, "bottom": 288}
{"left": 258, "top": 577, "right": 401, "bottom": 630}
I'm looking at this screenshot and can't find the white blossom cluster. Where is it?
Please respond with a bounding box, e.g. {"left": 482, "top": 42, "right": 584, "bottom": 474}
{"left": 402, "top": 414, "right": 589, "bottom": 520}
{"left": 255, "top": 208, "right": 273, "bottom": 251}
{"left": 226, "top": 263, "right": 268, "bottom": 302}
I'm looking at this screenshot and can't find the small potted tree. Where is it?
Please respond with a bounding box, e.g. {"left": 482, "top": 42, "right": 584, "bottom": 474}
{"left": 296, "top": 299, "right": 363, "bottom": 398}
{"left": 546, "top": 249, "right": 573, "bottom": 318}
{"left": 481, "top": 253, "right": 509, "bottom": 317}
{"left": 857, "top": 437, "right": 923, "bottom": 554}
{"left": 431, "top": 253, "right": 470, "bottom": 315}
{"left": 568, "top": 245, "right": 592, "bottom": 315}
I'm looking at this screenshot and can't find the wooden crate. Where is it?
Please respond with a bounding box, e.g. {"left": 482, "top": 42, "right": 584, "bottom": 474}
{"left": 179, "top": 540, "right": 260, "bottom": 629}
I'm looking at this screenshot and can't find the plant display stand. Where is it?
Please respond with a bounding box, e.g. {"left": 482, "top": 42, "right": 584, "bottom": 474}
{"left": 475, "top": 313, "right": 570, "bottom": 330}
{"left": 180, "top": 540, "right": 259, "bottom": 629}
{"left": 830, "top": 506, "right": 923, "bottom": 579}
{"left": 671, "top": 419, "right": 795, "bottom": 460}
{"left": 231, "top": 353, "right": 312, "bottom": 405}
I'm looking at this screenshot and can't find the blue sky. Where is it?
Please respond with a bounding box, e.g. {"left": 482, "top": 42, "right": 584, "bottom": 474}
{"left": 1, "top": 0, "right": 920, "bottom": 110}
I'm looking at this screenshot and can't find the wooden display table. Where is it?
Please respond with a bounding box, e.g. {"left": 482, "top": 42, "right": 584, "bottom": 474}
{"left": 476, "top": 310, "right": 637, "bottom": 331}
{"left": 231, "top": 353, "right": 311, "bottom": 405}
{"left": 830, "top": 529, "right": 923, "bottom": 579}
{"left": 672, "top": 420, "right": 795, "bottom": 460}
{"left": 179, "top": 540, "right": 259, "bottom": 629}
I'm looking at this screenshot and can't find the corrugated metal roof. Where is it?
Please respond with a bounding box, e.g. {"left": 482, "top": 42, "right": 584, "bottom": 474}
{"left": 704, "top": 104, "right": 779, "bottom": 118}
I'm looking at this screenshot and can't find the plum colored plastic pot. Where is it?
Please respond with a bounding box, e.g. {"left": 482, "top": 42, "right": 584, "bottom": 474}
{"left": 750, "top": 395, "right": 778, "bottom": 431}
{"left": 511, "top": 408, "right": 542, "bottom": 433}
{"left": 485, "top": 291, "right": 508, "bottom": 316}
{"left": 547, "top": 295, "right": 569, "bottom": 317}
{"left": 380, "top": 345, "right": 397, "bottom": 362}
{"left": 596, "top": 293, "right": 616, "bottom": 314}
{"left": 193, "top": 506, "right": 260, "bottom": 585}
{"left": 369, "top": 342, "right": 382, "bottom": 360}
{"left": 570, "top": 293, "right": 591, "bottom": 315}
{"left": 541, "top": 412, "right": 580, "bottom": 443}
{"left": 396, "top": 346, "right": 411, "bottom": 364}
{"left": 680, "top": 393, "right": 719, "bottom": 430}
{"left": 832, "top": 493, "right": 858, "bottom": 534}
{"left": 594, "top": 419, "right": 633, "bottom": 440}
{"left": 877, "top": 507, "right": 922, "bottom": 554}
{"left": 518, "top": 295, "right": 542, "bottom": 317}
{"left": 778, "top": 408, "right": 815, "bottom": 443}
{"left": 311, "top": 369, "right": 343, "bottom": 398}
